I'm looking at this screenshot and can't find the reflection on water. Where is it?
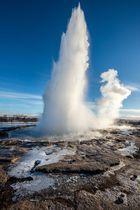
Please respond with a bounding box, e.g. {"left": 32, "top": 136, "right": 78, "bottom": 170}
{"left": 0, "top": 122, "right": 36, "bottom": 128}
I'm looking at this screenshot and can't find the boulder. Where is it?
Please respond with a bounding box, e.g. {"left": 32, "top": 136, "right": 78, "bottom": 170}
{"left": 37, "top": 160, "right": 108, "bottom": 175}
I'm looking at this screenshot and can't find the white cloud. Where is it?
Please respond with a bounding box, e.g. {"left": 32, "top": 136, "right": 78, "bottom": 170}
{"left": 125, "top": 84, "right": 140, "bottom": 92}
{"left": 120, "top": 108, "right": 140, "bottom": 119}
{"left": 0, "top": 90, "right": 42, "bottom": 100}
{"left": 0, "top": 90, "right": 43, "bottom": 115}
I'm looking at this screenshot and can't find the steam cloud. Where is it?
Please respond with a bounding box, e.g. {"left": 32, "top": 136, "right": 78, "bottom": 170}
{"left": 97, "top": 69, "right": 131, "bottom": 128}
{"left": 39, "top": 4, "right": 131, "bottom": 134}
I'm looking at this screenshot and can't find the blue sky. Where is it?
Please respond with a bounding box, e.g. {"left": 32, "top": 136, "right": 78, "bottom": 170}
{"left": 0, "top": 0, "right": 140, "bottom": 117}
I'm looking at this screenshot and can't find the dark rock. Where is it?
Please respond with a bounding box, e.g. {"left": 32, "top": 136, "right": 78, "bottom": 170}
{"left": 0, "top": 131, "right": 8, "bottom": 138}
{"left": 30, "top": 160, "right": 41, "bottom": 173}
{"left": 114, "top": 194, "right": 125, "bottom": 204}
{"left": 34, "top": 160, "right": 41, "bottom": 166}
{"left": 130, "top": 174, "right": 137, "bottom": 181}
{"left": 0, "top": 139, "right": 22, "bottom": 146}
{"left": 0, "top": 157, "right": 12, "bottom": 163}
{"left": 134, "top": 141, "right": 140, "bottom": 158}
{"left": 0, "top": 185, "right": 14, "bottom": 209}
{"left": 8, "top": 176, "right": 33, "bottom": 184}
{"left": 37, "top": 160, "right": 108, "bottom": 175}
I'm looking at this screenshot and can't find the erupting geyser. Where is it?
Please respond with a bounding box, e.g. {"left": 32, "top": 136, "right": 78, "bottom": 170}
{"left": 39, "top": 4, "right": 131, "bottom": 134}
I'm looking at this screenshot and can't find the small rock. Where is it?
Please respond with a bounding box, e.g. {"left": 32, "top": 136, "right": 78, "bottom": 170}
{"left": 30, "top": 160, "right": 41, "bottom": 173}
{"left": 115, "top": 193, "right": 126, "bottom": 205}
{"left": 0, "top": 131, "right": 8, "bottom": 138}
{"left": 34, "top": 160, "right": 41, "bottom": 167}
{"left": 130, "top": 174, "right": 137, "bottom": 181}
{"left": 115, "top": 196, "right": 124, "bottom": 204}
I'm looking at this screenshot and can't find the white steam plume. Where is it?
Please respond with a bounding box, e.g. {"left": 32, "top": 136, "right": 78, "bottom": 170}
{"left": 96, "top": 69, "right": 131, "bottom": 128}
{"left": 39, "top": 5, "right": 131, "bottom": 134}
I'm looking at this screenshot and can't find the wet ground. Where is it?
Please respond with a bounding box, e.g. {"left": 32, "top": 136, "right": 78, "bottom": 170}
{"left": 0, "top": 120, "right": 140, "bottom": 210}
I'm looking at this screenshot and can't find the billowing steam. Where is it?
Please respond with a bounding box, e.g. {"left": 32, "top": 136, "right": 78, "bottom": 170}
{"left": 96, "top": 69, "right": 131, "bottom": 128}
{"left": 39, "top": 4, "right": 131, "bottom": 134}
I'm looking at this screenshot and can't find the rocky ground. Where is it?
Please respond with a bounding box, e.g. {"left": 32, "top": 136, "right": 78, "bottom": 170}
{"left": 0, "top": 120, "right": 140, "bottom": 210}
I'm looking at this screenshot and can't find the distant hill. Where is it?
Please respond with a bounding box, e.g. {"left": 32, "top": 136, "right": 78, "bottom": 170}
{"left": 0, "top": 115, "right": 38, "bottom": 122}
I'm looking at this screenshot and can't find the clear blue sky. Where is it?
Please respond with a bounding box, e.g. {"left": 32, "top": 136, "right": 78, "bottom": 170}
{"left": 0, "top": 0, "right": 140, "bottom": 117}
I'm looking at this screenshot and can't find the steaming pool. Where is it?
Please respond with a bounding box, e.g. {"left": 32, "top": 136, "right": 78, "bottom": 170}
{"left": 1, "top": 120, "right": 135, "bottom": 141}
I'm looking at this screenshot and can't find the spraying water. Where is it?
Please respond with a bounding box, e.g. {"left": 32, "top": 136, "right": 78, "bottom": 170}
{"left": 39, "top": 4, "right": 131, "bottom": 134}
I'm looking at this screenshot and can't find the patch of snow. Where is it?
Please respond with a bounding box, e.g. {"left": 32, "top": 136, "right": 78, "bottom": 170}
{"left": 9, "top": 145, "right": 75, "bottom": 198}
{"left": 8, "top": 146, "right": 76, "bottom": 178}
{"left": 104, "top": 161, "right": 125, "bottom": 177}
{"left": 110, "top": 125, "right": 133, "bottom": 130}
{"left": 109, "top": 125, "right": 134, "bottom": 136}
{"left": 66, "top": 175, "right": 78, "bottom": 183}
{"left": 12, "top": 173, "right": 54, "bottom": 199}
{"left": 118, "top": 141, "right": 138, "bottom": 158}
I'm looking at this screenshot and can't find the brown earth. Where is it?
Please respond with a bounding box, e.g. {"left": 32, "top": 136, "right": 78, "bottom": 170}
{"left": 0, "top": 120, "right": 140, "bottom": 210}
